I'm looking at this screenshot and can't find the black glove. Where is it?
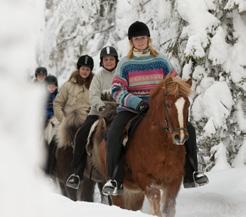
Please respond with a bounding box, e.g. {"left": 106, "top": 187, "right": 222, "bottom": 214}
{"left": 137, "top": 101, "right": 149, "bottom": 113}
{"left": 98, "top": 105, "right": 106, "bottom": 112}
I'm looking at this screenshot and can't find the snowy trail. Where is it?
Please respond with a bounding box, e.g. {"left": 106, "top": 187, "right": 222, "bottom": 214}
{"left": 90, "top": 168, "right": 246, "bottom": 217}
{"left": 176, "top": 168, "right": 246, "bottom": 217}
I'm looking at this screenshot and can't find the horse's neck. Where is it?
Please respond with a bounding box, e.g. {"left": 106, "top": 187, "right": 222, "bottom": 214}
{"left": 148, "top": 101, "right": 165, "bottom": 126}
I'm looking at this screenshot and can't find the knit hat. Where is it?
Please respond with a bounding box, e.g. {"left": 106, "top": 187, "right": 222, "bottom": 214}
{"left": 100, "top": 46, "right": 119, "bottom": 66}
{"left": 77, "top": 55, "right": 94, "bottom": 70}
{"left": 128, "top": 21, "right": 150, "bottom": 40}
{"left": 35, "top": 66, "right": 47, "bottom": 78}
{"left": 45, "top": 75, "right": 58, "bottom": 87}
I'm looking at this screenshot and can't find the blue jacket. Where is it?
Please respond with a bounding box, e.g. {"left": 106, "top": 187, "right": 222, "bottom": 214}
{"left": 46, "top": 90, "right": 58, "bottom": 122}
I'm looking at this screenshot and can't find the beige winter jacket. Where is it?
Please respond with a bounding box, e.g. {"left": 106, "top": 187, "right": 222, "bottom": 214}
{"left": 89, "top": 67, "right": 115, "bottom": 115}
{"left": 53, "top": 77, "right": 90, "bottom": 122}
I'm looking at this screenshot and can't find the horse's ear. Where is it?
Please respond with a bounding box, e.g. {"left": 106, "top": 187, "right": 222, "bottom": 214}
{"left": 186, "top": 78, "right": 192, "bottom": 87}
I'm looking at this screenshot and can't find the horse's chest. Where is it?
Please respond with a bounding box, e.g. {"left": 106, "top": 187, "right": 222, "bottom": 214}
{"left": 138, "top": 148, "right": 184, "bottom": 178}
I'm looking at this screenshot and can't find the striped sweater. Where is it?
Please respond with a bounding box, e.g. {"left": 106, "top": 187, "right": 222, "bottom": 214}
{"left": 112, "top": 54, "right": 176, "bottom": 111}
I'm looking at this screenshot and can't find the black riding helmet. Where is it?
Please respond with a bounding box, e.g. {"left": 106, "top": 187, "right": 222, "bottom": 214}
{"left": 35, "top": 67, "right": 47, "bottom": 78}
{"left": 128, "top": 21, "right": 150, "bottom": 40}
{"left": 45, "top": 75, "right": 58, "bottom": 87}
{"left": 100, "top": 46, "right": 119, "bottom": 67}
{"left": 77, "top": 55, "right": 94, "bottom": 71}
{"left": 77, "top": 55, "right": 94, "bottom": 70}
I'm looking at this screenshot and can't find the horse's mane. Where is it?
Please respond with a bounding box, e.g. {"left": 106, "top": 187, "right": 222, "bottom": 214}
{"left": 151, "top": 75, "right": 191, "bottom": 98}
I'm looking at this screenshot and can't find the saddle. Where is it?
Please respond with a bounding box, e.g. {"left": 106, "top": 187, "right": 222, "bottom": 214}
{"left": 83, "top": 104, "right": 144, "bottom": 182}
{"left": 122, "top": 114, "right": 144, "bottom": 146}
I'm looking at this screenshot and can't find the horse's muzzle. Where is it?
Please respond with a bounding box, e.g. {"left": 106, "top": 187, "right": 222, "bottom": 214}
{"left": 172, "top": 130, "right": 189, "bottom": 145}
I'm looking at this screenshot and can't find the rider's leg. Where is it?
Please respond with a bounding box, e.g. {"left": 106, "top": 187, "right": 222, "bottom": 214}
{"left": 66, "top": 115, "right": 98, "bottom": 189}
{"left": 44, "top": 137, "right": 57, "bottom": 175}
{"left": 102, "top": 111, "right": 136, "bottom": 196}
{"left": 183, "top": 122, "right": 209, "bottom": 188}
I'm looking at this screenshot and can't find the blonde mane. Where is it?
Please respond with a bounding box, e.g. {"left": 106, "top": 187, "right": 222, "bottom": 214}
{"left": 151, "top": 75, "right": 192, "bottom": 98}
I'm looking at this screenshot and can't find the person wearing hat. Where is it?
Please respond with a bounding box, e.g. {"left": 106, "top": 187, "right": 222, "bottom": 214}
{"left": 43, "top": 75, "right": 58, "bottom": 175}
{"left": 102, "top": 21, "right": 208, "bottom": 196}
{"left": 34, "top": 66, "right": 48, "bottom": 83}
{"left": 66, "top": 46, "right": 119, "bottom": 189}
{"left": 53, "top": 55, "right": 94, "bottom": 123}
{"left": 45, "top": 75, "right": 58, "bottom": 125}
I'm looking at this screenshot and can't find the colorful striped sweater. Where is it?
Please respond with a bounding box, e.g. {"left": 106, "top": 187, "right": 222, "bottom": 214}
{"left": 112, "top": 54, "right": 176, "bottom": 112}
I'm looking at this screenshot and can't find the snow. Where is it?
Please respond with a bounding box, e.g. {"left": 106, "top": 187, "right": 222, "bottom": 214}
{"left": 177, "top": 0, "right": 220, "bottom": 58}
{"left": 177, "top": 168, "right": 246, "bottom": 217}
{"left": 209, "top": 26, "right": 229, "bottom": 65}
{"left": 1, "top": 1, "right": 246, "bottom": 217}
{"left": 237, "top": 100, "right": 246, "bottom": 132}
{"left": 233, "top": 136, "right": 246, "bottom": 167}
{"left": 225, "top": 0, "right": 246, "bottom": 13}
{"left": 192, "top": 81, "right": 234, "bottom": 135}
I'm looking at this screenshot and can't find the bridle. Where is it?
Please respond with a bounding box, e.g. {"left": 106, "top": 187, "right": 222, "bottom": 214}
{"left": 162, "top": 95, "right": 188, "bottom": 136}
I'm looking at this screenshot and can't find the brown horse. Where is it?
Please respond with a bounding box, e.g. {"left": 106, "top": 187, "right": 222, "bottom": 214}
{"left": 88, "top": 76, "right": 191, "bottom": 217}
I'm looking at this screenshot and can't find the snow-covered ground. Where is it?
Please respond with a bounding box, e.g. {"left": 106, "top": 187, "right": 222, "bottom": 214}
{"left": 177, "top": 168, "right": 246, "bottom": 217}
{"left": 1, "top": 1, "right": 246, "bottom": 217}
{"left": 1, "top": 145, "right": 246, "bottom": 217}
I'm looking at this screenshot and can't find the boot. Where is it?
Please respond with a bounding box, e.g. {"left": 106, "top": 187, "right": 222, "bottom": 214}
{"left": 102, "top": 179, "right": 123, "bottom": 196}
{"left": 183, "top": 123, "right": 209, "bottom": 188}
{"left": 44, "top": 138, "right": 57, "bottom": 175}
{"left": 66, "top": 173, "right": 80, "bottom": 189}
{"left": 183, "top": 171, "right": 209, "bottom": 188}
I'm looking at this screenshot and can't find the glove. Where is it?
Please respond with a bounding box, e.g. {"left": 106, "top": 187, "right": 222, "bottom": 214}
{"left": 98, "top": 105, "right": 106, "bottom": 112}
{"left": 101, "top": 90, "right": 113, "bottom": 101}
{"left": 137, "top": 101, "right": 149, "bottom": 113}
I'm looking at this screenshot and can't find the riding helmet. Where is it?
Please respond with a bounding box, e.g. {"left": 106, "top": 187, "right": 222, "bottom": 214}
{"left": 77, "top": 55, "right": 94, "bottom": 70}
{"left": 128, "top": 21, "right": 150, "bottom": 40}
{"left": 100, "top": 46, "right": 119, "bottom": 66}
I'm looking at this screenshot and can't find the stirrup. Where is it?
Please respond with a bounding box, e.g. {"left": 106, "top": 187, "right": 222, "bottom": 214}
{"left": 66, "top": 174, "right": 80, "bottom": 190}
{"left": 183, "top": 171, "right": 209, "bottom": 188}
{"left": 193, "top": 171, "right": 209, "bottom": 186}
{"left": 102, "top": 180, "right": 123, "bottom": 196}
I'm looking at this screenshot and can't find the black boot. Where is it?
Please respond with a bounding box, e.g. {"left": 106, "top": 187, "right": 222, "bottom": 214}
{"left": 102, "top": 156, "right": 125, "bottom": 196}
{"left": 44, "top": 138, "right": 57, "bottom": 175}
{"left": 66, "top": 173, "right": 81, "bottom": 189}
{"left": 183, "top": 123, "right": 209, "bottom": 188}
{"left": 102, "top": 179, "right": 123, "bottom": 196}
{"left": 66, "top": 116, "right": 98, "bottom": 189}
{"left": 66, "top": 155, "right": 86, "bottom": 189}
{"left": 102, "top": 111, "right": 135, "bottom": 196}
{"left": 184, "top": 171, "right": 209, "bottom": 188}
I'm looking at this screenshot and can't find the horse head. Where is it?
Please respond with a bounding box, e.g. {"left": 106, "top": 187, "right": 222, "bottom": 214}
{"left": 150, "top": 75, "right": 192, "bottom": 146}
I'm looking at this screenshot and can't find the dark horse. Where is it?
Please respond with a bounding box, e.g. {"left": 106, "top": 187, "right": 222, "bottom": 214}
{"left": 44, "top": 111, "right": 105, "bottom": 202}
{"left": 87, "top": 76, "right": 191, "bottom": 217}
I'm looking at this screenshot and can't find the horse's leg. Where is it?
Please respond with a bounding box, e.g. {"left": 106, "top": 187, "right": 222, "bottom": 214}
{"left": 58, "top": 181, "right": 77, "bottom": 201}
{"left": 59, "top": 182, "right": 68, "bottom": 197}
{"left": 79, "top": 177, "right": 95, "bottom": 202}
{"left": 161, "top": 183, "right": 180, "bottom": 217}
{"left": 112, "top": 189, "right": 145, "bottom": 211}
{"left": 65, "top": 187, "right": 78, "bottom": 201}
{"left": 146, "top": 186, "right": 161, "bottom": 217}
